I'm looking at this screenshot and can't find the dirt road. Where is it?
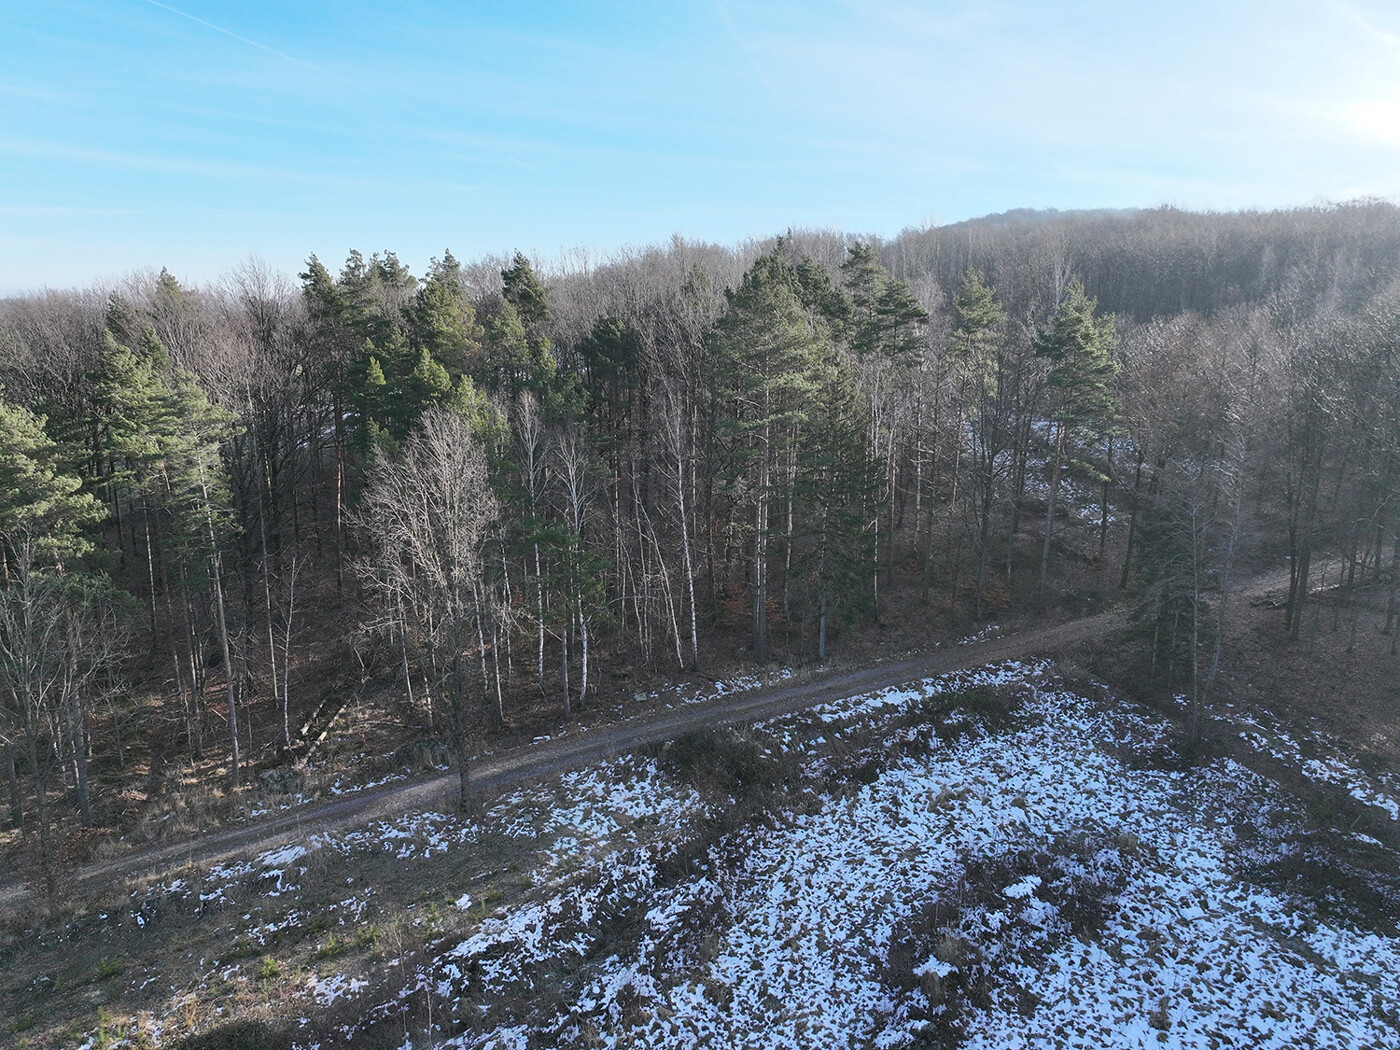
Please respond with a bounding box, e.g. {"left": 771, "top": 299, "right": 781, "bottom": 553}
{"left": 0, "top": 604, "right": 1140, "bottom": 915}
{"left": 0, "top": 564, "right": 1311, "bottom": 915}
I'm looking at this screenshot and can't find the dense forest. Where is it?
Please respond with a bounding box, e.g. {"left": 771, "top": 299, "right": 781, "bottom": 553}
{"left": 4, "top": 201, "right": 1400, "bottom": 890}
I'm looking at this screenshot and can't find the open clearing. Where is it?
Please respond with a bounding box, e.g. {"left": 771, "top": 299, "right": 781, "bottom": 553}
{"left": 7, "top": 647, "right": 1400, "bottom": 1050}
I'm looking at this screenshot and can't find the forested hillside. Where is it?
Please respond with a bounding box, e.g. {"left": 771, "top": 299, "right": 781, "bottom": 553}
{"left": 3, "top": 201, "right": 1400, "bottom": 890}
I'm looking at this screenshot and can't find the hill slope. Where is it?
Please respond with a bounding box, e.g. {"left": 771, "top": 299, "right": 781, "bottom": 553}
{"left": 11, "top": 656, "right": 1400, "bottom": 1049}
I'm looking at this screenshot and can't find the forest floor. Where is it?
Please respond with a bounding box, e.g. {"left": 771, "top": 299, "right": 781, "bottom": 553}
{"left": 4, "top": 560, "right": 1400, "bottom": 1048}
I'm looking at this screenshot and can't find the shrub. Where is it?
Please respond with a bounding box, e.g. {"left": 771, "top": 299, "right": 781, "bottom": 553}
{"left": 656, "top": 728, "right": 796, "bottom": 800}
{"left": 175, "top": 1019, "right": 286, "bottom": 1050}
{"left": 882, "top": 832, "right": 1139, "bottom": 1047}
{"left": 315, "top": 933, "right": 346, "bottom": 960}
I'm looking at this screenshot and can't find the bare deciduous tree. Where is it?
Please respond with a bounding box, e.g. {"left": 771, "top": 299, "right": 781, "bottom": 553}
{"left": 358, "top": 407, "right": 501, "bottom": 816}
{"left": 0, "top": 534, "right": 126, "bottom": 898}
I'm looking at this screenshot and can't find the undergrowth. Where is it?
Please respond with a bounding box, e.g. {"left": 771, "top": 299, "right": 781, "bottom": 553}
{"left": 883, "top": 831, "right": 1141, "bottom": 1049}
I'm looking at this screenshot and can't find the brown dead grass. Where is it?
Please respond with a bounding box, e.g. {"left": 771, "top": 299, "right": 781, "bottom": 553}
{"left": 0, "top": 813, "right": 548, "bottom": 1049}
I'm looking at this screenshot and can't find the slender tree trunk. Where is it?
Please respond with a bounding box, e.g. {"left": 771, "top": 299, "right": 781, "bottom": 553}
{"left": 752, "top": 428, "right": 769, "bottom": 662}
{"left": 4, "top": 743, "right": 21, "bottom": 829}
{"left": 491, "top": 621, "right": 505, "bottom": 723}
{"left": 753, "top": 490, "right": 768, "bottom": 661}
{"left": 20, "top": 735, "right": 57, "bottom": 902}
{"left": 1285, "top": 429, "right": 1324, "bottom": 638}
{"left": 1098, "top": 438, "right": 1114, "bottom": 562}
{"left": 164, "top": 569, "right": 201, "bottom": 761}
{"left": 783, "top": 441, "right": 796, "bottom": 621}
{"left": 1288, "top": 489, "right": 1318, "bottom": 639}
{"left": 307, "top": 410, "right": 321, "bottom": 553}
{"left": 674, "top": 436, "right": 701, "bottom": 669}
{"left": 399, "top": 618, "right": 416, "bottom": 720}
{"left": 1189, "top": 510, "right": 1204, "bottom": 742}
{"left": 498, "top": 546, "right": 513, "bottom": 684}
{"left": 333, "top": 390, "right": 345, "bottom": 592}
{"left": 577, "top": 601, "right": 590, "bottom": 709}
{"left": 182, "top": 583, "right": 207, "bottom": 747}
{"left": 259, "top": 519, "right": 281, "bottom": 745}
{"left": 72, "top": 706, "right": 93, "bottom": 827}
{"left": 1199, "top": 475, "right": 1244, "bottom": 739}
{"left": 200, "top": 474, "right": 240, "bottom": 790}
{"left": 1384, "top": 526, "right": 1399, "bottom": 646}
{"left": 534, "top": 543, "right": 546, "bottom": 692}
{"left": 646, "top": 509, "right": 685, "bottom": 672}
{"left": 107, "top": 692, "right": 126, "bottom": 770}
{"left": 1389, "top": 537, "right": 1399, "bottom": 657}
{"left": 560, "top": 626, "right": 572, "bottom": 719}
{"left": 974, "top": 478, "right": 995, "bottom": 621}
{"left": 1168, "top": 609, "right": 1180, "bottom": 687}
{"left": 474, "top": 602, "right": 497, "bottom": 730}
{"left": 1010, "top": 409, "right": 1031, "bottom": 538}
{"left": 143, "top": 513, "right": 159, "bottom": 640}
{"left": 946, "top": 431, "right": 966, "bottom": 613}
{"left": 212, "top": 559, "right": 238, "bottom": 789}
{"left": 921, "top": 457, "right": 938, "bottom": 603}
{"left": 1038, "top": 423, "right": 1066, "bottom": 591}
{"left": 885, "top": 427, "right": 897, "bottom": 583}
{"left": 280, "top": 556, "right": 299, "bottom": 751}
{"left": 1120, "top": 452, "right": 1145, "bottom": 590}
{"left": 921, "top": 395, "right": 944, "bottom": 604}
{"left": 454, "top": 667, "right": 478, "bottom": 820}
{"left": 912, "top": 419, "right": 924, "bottom": 557}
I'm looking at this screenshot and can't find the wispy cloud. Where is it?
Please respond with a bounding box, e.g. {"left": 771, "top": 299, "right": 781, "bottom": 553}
{"left": 0, "top": 135, "right": 369, "bottom": 189}
{"left": 0, "top": 205, "right": 140, "bottom": 217}
{"left": 714, "top": 3, "right": 781, "bottom": 105}
{"left": 839, "top": 0, "right": 1000, "bottom": 44}
{"left": 1332, "top": 0, "right": 1400, "bottom": 49}
{"left": 0, "top": 81, "right": 74, "bottom": 103}
{"left": 138, "top": 0, "right": 327, "bottom": 74}
{"left": 0, "top": 135, "right": 510, "bottom": 203}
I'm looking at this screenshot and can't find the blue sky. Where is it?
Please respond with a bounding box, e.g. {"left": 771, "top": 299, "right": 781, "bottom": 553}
{"left": 4, "top": 0, "right": 1400, "bottom": 293}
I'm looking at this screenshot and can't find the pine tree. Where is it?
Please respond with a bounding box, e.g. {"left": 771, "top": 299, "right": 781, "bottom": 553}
{"left": 791, "top": 350, "right": 877, "bottom": 659}
{"left": 710, "top": 251, "right": 830, "bottom": 662}
{"left": 350, "top": 328, "right": 458, "bottom": 448}
{"left": 501, "top": 252, "right": 550, "bottom": 335}
{"left": 0, "top": 392, "right": 104, "bottom": 576}
{"left": 90, "top": 330, "right": 180, "bottom": 607}
{"left": 1033, "top": 280, "right": 1118, "bottom": 588}
{"left": 479, "top": 301, "right": 558, "bottom": 403}
{"left": 299, "top": 254, "right": 357, "bottom": 585}
{"left": 838, "top": 243, "right": 929, "bottom": 614}
{"left": 88, "top": 328, "right": 240, "bottom": 778}
{"left": 949, "top": 270, "right": 1006, "bottom": 616}
{"left": 951, "top": 270, "right": 1002, "bottom": 382}
{"left": 840, "top": 242, "right": 928, "bottom": 365}
{"left": 0, "top": 393, "right": 123, "bottom": 891}
{"left": 406, "top": 251, "right": 482, "bottom": 375}
{"left": 480, "top": 255, "right": 567, "bottom": 415}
